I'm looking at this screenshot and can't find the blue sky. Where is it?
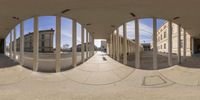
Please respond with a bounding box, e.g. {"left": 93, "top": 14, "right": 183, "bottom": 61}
{"left": 6, "top": 16, "right": 166, "bottom": 47}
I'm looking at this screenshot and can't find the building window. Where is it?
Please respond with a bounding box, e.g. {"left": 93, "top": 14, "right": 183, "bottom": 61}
{"left": 42, "top": 34, "right": 45, "bottom": 39}
{"left": 164, "top": 31, "right": 166, "bottom": 38}
{"left": 42, "top": 41, "right": 44, "bottom": 48}
{"left": 42, "top": 41, "right": 45, "bottom": 47}
{"left": 164, "top": 43, "right": 166, "bottom": 49}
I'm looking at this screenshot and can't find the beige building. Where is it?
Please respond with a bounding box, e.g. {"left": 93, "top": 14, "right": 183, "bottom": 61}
{"left": 16, "top": 29, "right": 54, "bottom": 53}
{"left": 157, "top": 22, "right": 192, "bottom": 56}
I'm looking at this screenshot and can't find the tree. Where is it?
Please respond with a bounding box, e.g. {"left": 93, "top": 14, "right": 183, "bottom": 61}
{"left": 62, "top": 44, "right": 69, "bottom": 49}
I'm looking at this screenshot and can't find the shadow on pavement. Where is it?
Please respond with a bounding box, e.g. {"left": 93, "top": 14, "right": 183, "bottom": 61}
{"left": 0, "top": 54, "right": 19, "bottom": 68}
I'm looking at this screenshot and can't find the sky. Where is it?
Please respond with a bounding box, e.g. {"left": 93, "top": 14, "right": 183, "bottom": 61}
{"left": 6, "top": 16, "right": 166, "bottom": 47}
{"left": 117, "top": 18, "right": 166, "bottom": 44}
{"left": 95, "top": 39, "right": 106, "bottom": 48}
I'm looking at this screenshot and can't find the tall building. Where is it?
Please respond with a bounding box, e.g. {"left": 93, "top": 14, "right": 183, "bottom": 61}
{"left": 157, "top": 22, "right": 192, "bottom": 56}
{"left": 16, "top": 29, "right": 54, "bottom": 53}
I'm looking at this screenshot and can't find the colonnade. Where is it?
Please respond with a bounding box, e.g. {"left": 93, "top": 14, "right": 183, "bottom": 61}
{"left": 5, "top": 16, "right": 95, "bottom": 72}
{"left": 109, "top": 18, "right": 187, "bottom": 69}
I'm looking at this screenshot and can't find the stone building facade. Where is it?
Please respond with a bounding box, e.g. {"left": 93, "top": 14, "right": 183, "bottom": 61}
{"left": 16, "top": 29, "right": 54, "bottom": 53}
{"left": 157, "top": 22, "right": 192, "bottom": 56}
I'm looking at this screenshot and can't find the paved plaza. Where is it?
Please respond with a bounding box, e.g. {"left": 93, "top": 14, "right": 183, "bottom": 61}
{"left": 120, "top": 51, "right": 178, "bottom": 70}
{"left": 0, "top": 52, "right": 200, "bottom": 100}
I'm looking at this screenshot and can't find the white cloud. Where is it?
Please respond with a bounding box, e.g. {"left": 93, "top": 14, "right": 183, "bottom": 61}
{"left": 119, "top": 20, "right": 153, "bottom": 43}
{"left": 95, "top": 39, "right": 106, "bottom": 48}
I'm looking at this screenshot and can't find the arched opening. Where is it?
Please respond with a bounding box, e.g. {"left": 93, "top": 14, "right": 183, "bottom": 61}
{"left": 4, "top": 16, "right": 95, "bottom": 72}
{"left": 109, "top": 17, "right": 195, "bottom": 70}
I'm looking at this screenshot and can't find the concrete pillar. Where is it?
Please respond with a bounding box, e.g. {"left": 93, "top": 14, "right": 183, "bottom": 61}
{"left": 127, "top": 41, "right": 129, "bottom": 54}
{"left": 56, "top": 16, "right": 61, "bottom": 72}
{"left": 177, "top": 25, "right": 181, "bottom": 64}
{"left": 113, "top": 33, "right": 115, "bottom": 59}
{"left": 72, "top": 20, "right": 77, "bottom": 67}
{"left": 86, "top": 31, "right": 88, "bottom": 57}
{"left": 153, "top": 18, "right": 158, "bottom": 69}
{"left": 92, "top": 36, "right": 95, "bottom": 55}
{"left": 10, "top": 32, "right": 12, "bottom": 58}
{"left": 115, "top": 34, "right": 117, "bottom": 59}
{"left": 116, "top": 29, "right": 120, "bottom": 61}
{"left": 183, "top": 29, "right": 186, "bottom": 61}
{"left": 113, "top": 34, "right": 115, "bottom": 58}
{"left": 33, "top": 16, "right": 39, "bottom": 71}
{"left": 123, "top": 24, "right": 127, "bottom": 64}
{"left": 118, "top": 36, "right": 121, "bottom": 57}
{"left": 92, "top": 37, "right": 94, "bottom": 55}
{"left": 89, "top": 35, "right": 91, "bottom": 57}
{"left": 90, "top": 35, "right": 92, "bottom": 56}
{"left": 88, "top": 35, "right": 90, "bottom": 57}
{"left": 110, "top": 34, "right": 113, "bottom": 57}
{"left": 120, "top": 37, "right": 122, "bottom": 57}
{"left": 168, "top": 21, "right": 172, "bottom": 66}
{"left": 107, "top": 42, "right": 109, "bottom": 54}
{"left": 20, "top": 21, "right": 24, "bottom": 65}
{"left": 86, "top": 31, "right": 89, "bottom": 59}
{"left": 131, "top": 42, "right": 133, "bottom": 53}
{"left": 135, "top": 19, "right": 140, "bottom": 68}
{"left": 81, "top": 26, "right": 85, "bottom": 62}
{"left": 191, "top": 37, "right": 194, "bottom": 55}
{"left": 13, "top": 28, "right": 16, "bottom": 61}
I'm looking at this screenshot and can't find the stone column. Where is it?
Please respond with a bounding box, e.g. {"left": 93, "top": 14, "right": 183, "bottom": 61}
{"left": 113, "top": 33, "right": 115, "bottom": 59}
{"left": 56, "top": 16, "right": 61, "bottom": 72}
{"left": 191, "top": 37, "right": 194, "bottom": 55}
{"left": 107, "top": 41, "right": 109, "bottom": 54}
{"left": 72, "top": 20, "right": 77, "bottom": 67}
{"left": 13, "top": 28, "right": 16, "bottom": 61}
{"left": 183, "top": 29, "right": 186, "bottom": 61}
{"left": 10, "top": 32, "right": 12, "bottom": 58}
{"left": 120, "top": 37, "right": 122, "bottom": 57}
{"left": 92, "top": 36, "right": 95, "bottom": 55}
{"left": 168, "top": 21, "right": 172, "bottom": 66}
{"left": 135, "top": 19, "right": 140, "bottom": 68}
{"left": 177, "top": 25, "right": 181, "bottom": 64}
{"left": 33, "top": 16, "right": 39, "bottom": 71}
{"left": 110, "top": 34, "right": 113, "bottom": 57}
{"left": 89, "top": 35, "right": 91, "bottom": 57}
{"left": 20, "top": 21, "right": 24, "bottom": 65}
{"left": 127, "top": 41, "right": 129, "bottom": 54}
{"left": 119, "top": 36, "right": 121, "bottom": 57}
{"left": 123, "top": 24, "right": 127, "bottom": 64}
{"left": 86, "top": 31, "right": 89, "bottom": 59}
{"left": 153, "top": 18, "right": 158, "bottom": 69}
{"left": 81, "top": 26, "right": 85, "bottom": 62}
{"left": 116, "top": 29, "right": 120, "bottom": 61}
